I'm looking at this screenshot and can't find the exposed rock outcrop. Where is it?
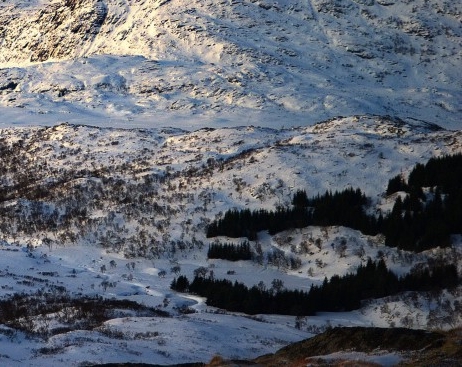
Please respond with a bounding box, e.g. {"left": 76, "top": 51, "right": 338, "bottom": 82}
{"left": 0, "top": 0, "right": 107, "bottom": 63}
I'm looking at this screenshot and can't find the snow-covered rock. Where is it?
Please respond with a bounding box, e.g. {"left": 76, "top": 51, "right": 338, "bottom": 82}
{"left": 0, "top": 0, "right": 460, "bottom": 128}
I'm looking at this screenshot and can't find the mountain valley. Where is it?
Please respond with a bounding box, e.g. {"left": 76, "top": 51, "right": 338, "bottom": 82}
{"left": 0, "top": 0, "right": 461, "bottom": 365}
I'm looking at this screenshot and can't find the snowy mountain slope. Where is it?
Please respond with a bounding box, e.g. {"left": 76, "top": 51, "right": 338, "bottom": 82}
{"left": 0, "top": 115, "right": 461, "bottom": 251}
{"left": 1, "top": 116, "right": 461, "bottom": 283}
{"left": 0, "top": 116, "right": 461, "bottom": 364}
{"left": 0, "top": 237, "right": 459, "bottom": 366}
{"left": 0, "top": 0, "right": 461, "bottom": 128}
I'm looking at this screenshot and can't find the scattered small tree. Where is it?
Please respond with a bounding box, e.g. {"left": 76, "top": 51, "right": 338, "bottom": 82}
{"left": 271, "top": 279, "right": 284, "bottom": 294}
{"left": 193, "top": 266, "right": 208, "bottom": 278}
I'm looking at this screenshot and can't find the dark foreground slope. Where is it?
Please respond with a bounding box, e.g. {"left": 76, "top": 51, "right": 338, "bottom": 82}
{"left": 254, "top": 327, "right": 462, "bottom": 367}
{"left": 92, "top": 327, "right": 462, "bottom": 367}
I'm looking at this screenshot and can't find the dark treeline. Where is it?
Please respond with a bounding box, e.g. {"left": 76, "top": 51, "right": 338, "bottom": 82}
{"left": 206, "top": 206, "right": 310, "bottom": 240}
{"left": 207, "top": 154, "right": 462, "bottom": 252}
{"left": 384, "top": 153, "right": 462, "bottom": 252}
{"left": 407, "top": 153, "right": 462, "bottom": 194}
{"left": 305, "top": 187, "right": 380, "bottom": 235}
{"left": 383, "top": 191, "right": 453, "bottom": 251}
{"left": 171, "top": 260, "right": 459, "bottom": 316}
{"left": 206, "top": 188, "right": 379, "bottom": 240}
{"left": 207, "top": 241, "right": 252, "bottom": 261}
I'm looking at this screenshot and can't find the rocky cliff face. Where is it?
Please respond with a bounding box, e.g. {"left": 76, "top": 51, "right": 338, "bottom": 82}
{"left": 0, "top": 0, "right": 107, "bottom": 63}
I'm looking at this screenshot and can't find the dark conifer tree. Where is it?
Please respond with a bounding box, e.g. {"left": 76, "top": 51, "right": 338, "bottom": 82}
{"left": 386, "top": 174, "right": 407, "bottom": 195}
{"left": 292, "top": 189, "right": 309, "bottom": 208}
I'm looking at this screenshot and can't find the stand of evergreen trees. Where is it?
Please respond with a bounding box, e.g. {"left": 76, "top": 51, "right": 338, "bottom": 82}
{"left": 171, "top": 261, "right": 459, "bottom": 316}
{"left": 207, "top": 154, "right": 462, "bottom": 253}
{"left": 304, "top": 187, "right": 380, "bottom": 235}
{"left": 207, "top": 241, "right": 252, "bottom": 261}
{"left": 206, "top": 206, "right": 310, "bottom": 240}
{"left": 384, "top": 153, "right": 462, "bottom": 251}
{"left": 407, "top": 153, "right": 462, "bottom": 193}
{"left": 206, "top": 188, "right": 379, "bottom": 240}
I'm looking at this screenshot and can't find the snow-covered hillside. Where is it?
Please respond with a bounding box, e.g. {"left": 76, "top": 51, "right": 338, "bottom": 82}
{"left": 0, "top": 115, "right": 461, "bottom": 365}
{"left": 0, "top": 115, "right": 460, "bottom": 251}
{"left": 0, "top": 0, "right": 461, "bottom": 129}
{"left": 0, "top": 0, "right": 461, "bottom": 363}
